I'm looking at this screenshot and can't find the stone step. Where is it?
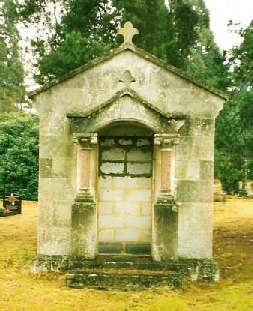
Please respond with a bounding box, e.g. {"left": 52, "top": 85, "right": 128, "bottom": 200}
{"left": 66, "top": 256, "right": 183, "bottom": 272}
{"left": 96, "top": 254, "right": 153, "bottom": 263}
{"left": 83, "top": 261, "right": 182, "bottom": 271}
{"left": 32, "top": 255, "right": 180, "bottom": 273}
{"left": 66, "top": 256, "right": 183, "bottom": 291}
{"left": 66, "top": 269, "right": 182, "bottom": 291}
{"left": 64, "top": 257, "right": 220, "bottom": 290}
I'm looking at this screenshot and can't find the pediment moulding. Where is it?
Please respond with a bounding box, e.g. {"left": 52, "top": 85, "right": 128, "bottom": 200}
{"left": 67, "top": 86, "right": 187, "bottom": 137}
{"left": 68, "top": 105, "right": 186, "bottom": 138}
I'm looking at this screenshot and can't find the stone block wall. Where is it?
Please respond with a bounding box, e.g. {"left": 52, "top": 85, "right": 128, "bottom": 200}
{"left": 31, "top": 42, "right": 225, "bottom": 268}
{"left": 97, "top": 176, "right": 152, "bottom": 254}
{"left": 175, "top": 118, "right": 215, "bottom": 258}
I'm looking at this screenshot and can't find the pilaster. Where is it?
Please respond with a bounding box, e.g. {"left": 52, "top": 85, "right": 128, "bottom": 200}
{"left": 71, "top": 133, "right": 97, "bottom": 259}
{"left": 153, "top": 134, "right": 180, "bottom": 261}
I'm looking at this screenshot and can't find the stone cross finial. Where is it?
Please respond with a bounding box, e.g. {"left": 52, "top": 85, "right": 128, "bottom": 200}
{"left": 118, "top": 21, "right": 139, "bottom": 44}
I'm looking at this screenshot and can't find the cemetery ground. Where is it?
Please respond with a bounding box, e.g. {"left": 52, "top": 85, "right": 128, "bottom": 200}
{"left": 0, "top": 198, "right": 252, "bottom": 311}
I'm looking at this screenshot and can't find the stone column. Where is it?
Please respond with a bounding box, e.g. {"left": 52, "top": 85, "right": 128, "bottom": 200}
{"left": 155, "top": 134, "right": 178, "bottom": 193}
{"left": 78, "top": 137, "right": 91, "bottom": 192}
{"left": 160, "top": 143, "right": 172, "bottom": 191}
{"left": 71, "top": 133, "right": 97, "bottom": 259}
{"left": 73, "top": 134, "right": 97, "bottom": 195}
{"left": 153, "top": 134, "right": 179, "bottom": 261}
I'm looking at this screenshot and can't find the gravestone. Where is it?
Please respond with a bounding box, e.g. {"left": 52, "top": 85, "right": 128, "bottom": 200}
{"left": 0, "top": 193, "right": 22, "bottom": 217}
{"left": 29, "top": 22, "right": 226, "bottom": 285}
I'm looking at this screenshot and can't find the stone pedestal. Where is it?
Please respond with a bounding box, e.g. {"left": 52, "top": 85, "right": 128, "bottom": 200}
{"left": 71, "top": 134, "right": 97, "bottom": 258}
{"left": 153, "top": 191, "right": 178, "bottom": 261}
{"left": 71, "top": 190, "right": 96, "bottom": 258}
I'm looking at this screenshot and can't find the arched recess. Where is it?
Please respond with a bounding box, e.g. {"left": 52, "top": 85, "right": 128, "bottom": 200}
{"left": 96, "top": 121, "right": 155, "bottom": 255}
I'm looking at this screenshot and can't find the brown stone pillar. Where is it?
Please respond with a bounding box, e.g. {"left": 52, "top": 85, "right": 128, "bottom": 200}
{"left": 154, "top": 134, "right": 178, "bottom": 192}
{"left": 79, "top": 139, "right": 91, "bottom": 191}
{"left": 73, "top": 133, "right": 97, "bottom": 194}
{"left": 161, "top": 147, "right": 172, "bottom": 191}
{"left": 153, "top": 134, "right": 179, "bottom": 261}
{"left": 71, "top": 133, "right": 97, "bottom": 259}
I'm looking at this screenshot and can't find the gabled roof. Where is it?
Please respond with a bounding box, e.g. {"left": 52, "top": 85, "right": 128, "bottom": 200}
{"left": 28, "top": 42, "right": 228, "bottom": 100}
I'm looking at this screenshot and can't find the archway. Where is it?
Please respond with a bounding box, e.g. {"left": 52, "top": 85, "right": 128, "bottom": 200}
{"left": 97, "top": 122, "right": 154, "bottom": 256}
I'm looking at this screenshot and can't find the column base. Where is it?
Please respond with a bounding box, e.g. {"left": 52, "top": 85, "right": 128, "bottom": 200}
{"left": 71, "top": 190, "right": 96, "bottom": 258}
{"left": 155, "top": 190, "right": 179, "bottom": 211}
{"left": 75, "top": 189, "right": 94, "bottom": 203}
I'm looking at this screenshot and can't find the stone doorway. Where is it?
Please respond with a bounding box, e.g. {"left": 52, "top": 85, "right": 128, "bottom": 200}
{"left": 97, "top": 124, "right": 154, "bottom": 256}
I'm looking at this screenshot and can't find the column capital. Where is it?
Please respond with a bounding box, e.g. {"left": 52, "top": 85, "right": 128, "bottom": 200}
{"left": 73, "top": 133, "right": 97, "bottom": 148}
{"left": 154, "top": 134, "right": 179, "bottom": 148}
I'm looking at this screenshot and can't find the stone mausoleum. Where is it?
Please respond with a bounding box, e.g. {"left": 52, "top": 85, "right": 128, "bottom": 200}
{"left": 30, "top": 22, "right": 226, "bottom": 285}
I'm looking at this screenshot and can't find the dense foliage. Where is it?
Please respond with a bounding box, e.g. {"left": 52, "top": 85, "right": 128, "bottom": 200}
{"left": 0, "top": 112, "right": 39, "bottom": 200}
{"left": 0, "top": 0, "right": 25, "bottom": 112}
{"left": 0, "top": 1, "right": 38, "bottom": 200}
{"left": 215, "top": 22, "right": 253, "bottom": 193}
{"left": 18, "top": 0, "right": 118, "bottom": 83}
{"left": 19, "top": 0, "right": 228, "bottom": 93}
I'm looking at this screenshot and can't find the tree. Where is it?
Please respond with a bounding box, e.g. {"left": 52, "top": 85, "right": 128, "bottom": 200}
{"left": 18, "top": 0, "right": 204, "bottom": 84}
{"left": 167, "top": 0, "right": 199, "bottom": 69}
{"left": 113, "top": 0, "right": 168, "bottom": 53}
{"left": 214, "top": 21, "right": 253, "bottom": 192}
{"left": 214, "top": 97, "right": 245, "bottom": 193}
{"left": 179, "top": 0, "right": 230, "bottom": 91}
{"left": 233, "top": 22, "right": 253, "bottom": 173}
{"left": 18, "top": 0, "right": 231, "bottom": 192}
{"left": 0, "top": 112, "right": 39, "bottom": 200}
{"left": 18, "top": 0, "right": 229, "bottom": 89}
{"left": 18, "top": 0, "right": 119, "bottom": 84}
{"left": 0, "top": 0, "right": 25, "bottom": 112}
{"left": 112, "top": 0, "right": 205, "bottom": 71}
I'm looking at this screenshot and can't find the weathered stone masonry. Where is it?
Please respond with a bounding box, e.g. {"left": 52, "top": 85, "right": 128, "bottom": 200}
{"left": 30, "top": 22, "right": 226, "bottom": 282}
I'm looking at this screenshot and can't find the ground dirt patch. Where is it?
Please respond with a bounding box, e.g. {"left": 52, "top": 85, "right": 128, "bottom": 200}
{"left": 0, "top": 198, "right": 252, "bottom": 310}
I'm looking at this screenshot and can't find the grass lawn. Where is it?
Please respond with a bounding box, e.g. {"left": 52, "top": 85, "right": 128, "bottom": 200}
{"left": 0, "top": 198, "right": 252, "bottom": 311}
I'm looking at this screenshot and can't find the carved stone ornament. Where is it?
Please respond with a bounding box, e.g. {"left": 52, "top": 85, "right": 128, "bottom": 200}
{"left": 118, "top": 21, "right": 139, "bottom": 44}
{"left": 119, "top": 70, "right": 136, "bottom": 88}
{"left": 168, "top": 119, "right": 185, "bottom": 133}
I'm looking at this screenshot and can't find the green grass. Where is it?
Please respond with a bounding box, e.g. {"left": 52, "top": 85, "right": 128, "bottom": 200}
{"left": 0, "top": 198, "right": 253, "bottom": 310}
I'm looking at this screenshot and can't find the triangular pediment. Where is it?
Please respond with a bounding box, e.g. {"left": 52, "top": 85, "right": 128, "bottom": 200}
{"left": 67, "top": 88, "right": 177, "bottom": 120}
{"left": 29, "top": 43, "right": 226, "bottom": 101}
{"left": 67, "top": 90, "right": 182, "bottom": 134}
{"left": 30, "top": 42, "right": 226, "bottom": 119}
